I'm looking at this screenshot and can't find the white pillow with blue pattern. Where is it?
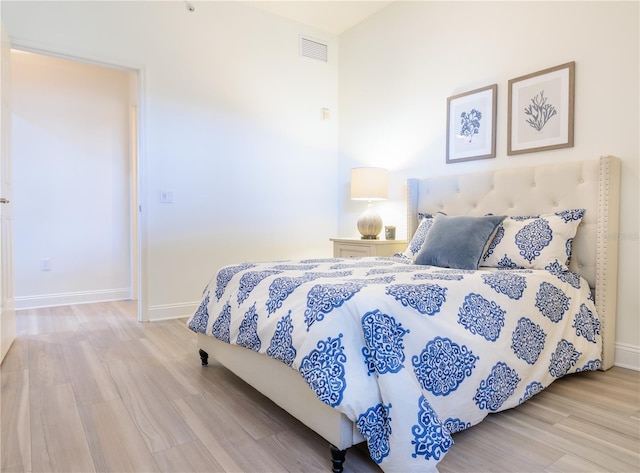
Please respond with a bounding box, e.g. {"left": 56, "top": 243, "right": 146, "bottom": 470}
{"left": 401, "top": 213, "right": 434, "bottom": 260}
{"left": 480, "top": 209, "right": 585, "bottom": 269}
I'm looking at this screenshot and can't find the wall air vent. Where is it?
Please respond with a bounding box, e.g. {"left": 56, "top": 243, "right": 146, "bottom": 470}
{"left": 300, "top": 36, "right": 328, "bottom": 62}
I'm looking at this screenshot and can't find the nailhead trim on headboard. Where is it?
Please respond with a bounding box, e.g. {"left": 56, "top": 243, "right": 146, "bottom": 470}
{"left": 595, "top": 156, "right": 621, "bottom": 369}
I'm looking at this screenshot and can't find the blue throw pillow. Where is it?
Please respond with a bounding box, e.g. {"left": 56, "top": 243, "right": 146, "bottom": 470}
{"left": 415, "top": 214, "right": 506, "bottom": 269}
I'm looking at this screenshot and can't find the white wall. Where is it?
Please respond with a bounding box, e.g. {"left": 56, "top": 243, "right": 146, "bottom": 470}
{"left": 339, "top": 1, "right": 639, "bottom": 367}
{"left": 11, "top": 51, "right": 132, "bottom": 308}
{"left": 4, "top": 1, "right": 638, "bottom": 368}
{"left": 2, "top": 1, "right": 340, "bottom": 319}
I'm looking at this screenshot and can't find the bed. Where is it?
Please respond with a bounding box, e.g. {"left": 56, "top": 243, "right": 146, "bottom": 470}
{"left": 188, "top": 156, "right": 620, "bottom": 472}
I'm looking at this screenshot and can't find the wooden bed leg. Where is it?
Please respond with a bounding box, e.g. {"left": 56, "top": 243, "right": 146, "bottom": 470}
{"left": 330, "top": 445, "right": 347, "bottom": 473}
{"left": 199, "top": 349, "right": 209, "bottom": 366}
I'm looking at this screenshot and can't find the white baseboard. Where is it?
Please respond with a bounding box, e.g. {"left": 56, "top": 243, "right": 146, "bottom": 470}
{"left": 15, "top": 288, "right": 132, "bottom": 310}
{"left": 148, "top": 301, "right": 199, "bottom": 321}
{"left": 614, "top": 342, "right": 640, "bottom": 371}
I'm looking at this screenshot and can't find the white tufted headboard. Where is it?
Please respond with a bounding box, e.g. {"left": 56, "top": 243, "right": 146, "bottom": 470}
{"left": 407, "top": 156, "right": 621, "bottom": 369}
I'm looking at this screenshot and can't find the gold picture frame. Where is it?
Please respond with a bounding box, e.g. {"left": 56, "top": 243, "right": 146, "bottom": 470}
{"left": 508, "top": 61, "right": 575, "bottom": 155}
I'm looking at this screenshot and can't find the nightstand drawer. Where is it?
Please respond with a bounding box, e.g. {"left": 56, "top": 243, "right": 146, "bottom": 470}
{"left": 334, "top": 243, "right": 374, "bottom": 258}
{"left": 330, "top": 238, "right": 407, "bottom": 258}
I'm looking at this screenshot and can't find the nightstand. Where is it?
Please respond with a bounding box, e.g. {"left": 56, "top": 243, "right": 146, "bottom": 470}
{"left": 330, "top": 238, "right": 407, "bottom": 258}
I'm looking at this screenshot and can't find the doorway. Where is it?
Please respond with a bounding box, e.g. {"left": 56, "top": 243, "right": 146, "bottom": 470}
{"left": 11, "top": 49, "right": 140, "bottom": 313}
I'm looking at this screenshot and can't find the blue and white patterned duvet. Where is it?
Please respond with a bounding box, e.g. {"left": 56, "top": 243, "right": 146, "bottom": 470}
{"left": 187, "top": 256, "right": 601, "bottom": 472}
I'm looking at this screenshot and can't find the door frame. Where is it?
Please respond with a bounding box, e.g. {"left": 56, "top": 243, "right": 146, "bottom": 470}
{"left": 10, "top": 40, "right": 147, "bottom": 322}
{"left": 1, "top": 23, "right": 15, "bottom": 362}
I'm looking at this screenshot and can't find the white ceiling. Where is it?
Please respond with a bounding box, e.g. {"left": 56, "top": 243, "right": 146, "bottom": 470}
{"left": 244, "top": 1, "right": 394, "bottom": 35}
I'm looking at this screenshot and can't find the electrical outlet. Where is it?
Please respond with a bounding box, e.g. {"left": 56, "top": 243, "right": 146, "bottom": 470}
{"left": 41, "top": 258, "right": 51, "bottom": 271}
{"left": 159, "top": 189, "right": 174, "bottom": 203}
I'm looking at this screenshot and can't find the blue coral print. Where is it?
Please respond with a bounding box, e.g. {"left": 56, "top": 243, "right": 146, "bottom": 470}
{"left": 299, "top": 335, "right": 347, "bottom": 407}
{"left": 211, "top": 301, "right": 231, "bottom": 343}
{"left": 266, "top": 311, "right": 297, "bottom": 366}
{"left": 458, "top": 293, "right": 505, "bottom": 341}
{"left": 459, "top": 108, "right": 482, "bottom": 143}
{"left": 357, "top": 404, "right": 393, "bottom": 464}
{"left": 188, "top": 291, "right": 210, "bottom": 334}
{"left": 511, "top": 317, "right": 546, "bottom": 364}
{"left": 385, "top": 283, "right": 447, "bottom": 316}
{"left": 515, "top": 218, "right": 552, "bottom": 263}
{"left": 549, "top": 339, "right": 581, "bottom": 378}
{"left": 411, "top": 395, "right": 453, "bottom": 460}
{"left": 304, "top": 282, "right": 365, "bottom": 331}
{"left": 361, "top": 310, "right": 409, "bottom": 377}
{"left": 474, "top": 362, "right": 521, "bottom": 411}
{"left": 481, "top": 271, "right": 527, "bottom": 300}
{"left": 412, "top": 337, "right": 478, "bottom": 396}
{"left": 236, "top": 303, "right": 261, "bottom": 352}
{"left": 572, "top": 303, "right": 600, "bottom": 343}
{"left": 535, "top": 282, "right": 571, "bottom": 322}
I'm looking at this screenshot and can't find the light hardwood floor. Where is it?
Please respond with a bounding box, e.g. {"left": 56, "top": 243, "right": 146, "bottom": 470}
{"left": 1, "top": 301, "right": 638, "bottom": 473}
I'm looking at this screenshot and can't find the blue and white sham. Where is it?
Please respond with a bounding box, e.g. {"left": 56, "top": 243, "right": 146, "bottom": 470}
{"left": 402, "top": 214, "right": 434, "bottom": 260}
{"left": 481, "top": 209, "right": 585, "bottom": 269}
{"left": 188, "top": 256, "right": 601, "bottom": 472}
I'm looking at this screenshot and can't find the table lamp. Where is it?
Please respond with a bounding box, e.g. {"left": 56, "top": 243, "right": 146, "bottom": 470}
{"left": 350, "top": 167, "right": 388, "bottom": 239}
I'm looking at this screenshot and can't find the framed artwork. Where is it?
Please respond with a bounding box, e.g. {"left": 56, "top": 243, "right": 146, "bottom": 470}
{"left": 446, "top": 84, "right": 497, "bottom": 164}
{"left": 508, "top": 61, "right": 575, "bottom": 155}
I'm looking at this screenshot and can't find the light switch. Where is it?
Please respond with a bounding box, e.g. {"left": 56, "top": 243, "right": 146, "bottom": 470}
{"left": 160, "top": 190, "right": 174, "bottom": 203}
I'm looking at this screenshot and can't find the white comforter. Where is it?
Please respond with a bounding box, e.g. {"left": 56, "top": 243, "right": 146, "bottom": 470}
{"left": 187, "top": 256, "right": 601, "bottom": 472}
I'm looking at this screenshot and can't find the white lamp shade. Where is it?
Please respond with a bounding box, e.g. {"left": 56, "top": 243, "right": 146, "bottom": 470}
{"left": 350, "top": 167, "right": 388, "bottom": 201}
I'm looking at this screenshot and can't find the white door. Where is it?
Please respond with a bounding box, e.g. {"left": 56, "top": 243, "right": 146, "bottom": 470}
{"left": 0, "top": 23, "right": 15, "bottom": 363}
